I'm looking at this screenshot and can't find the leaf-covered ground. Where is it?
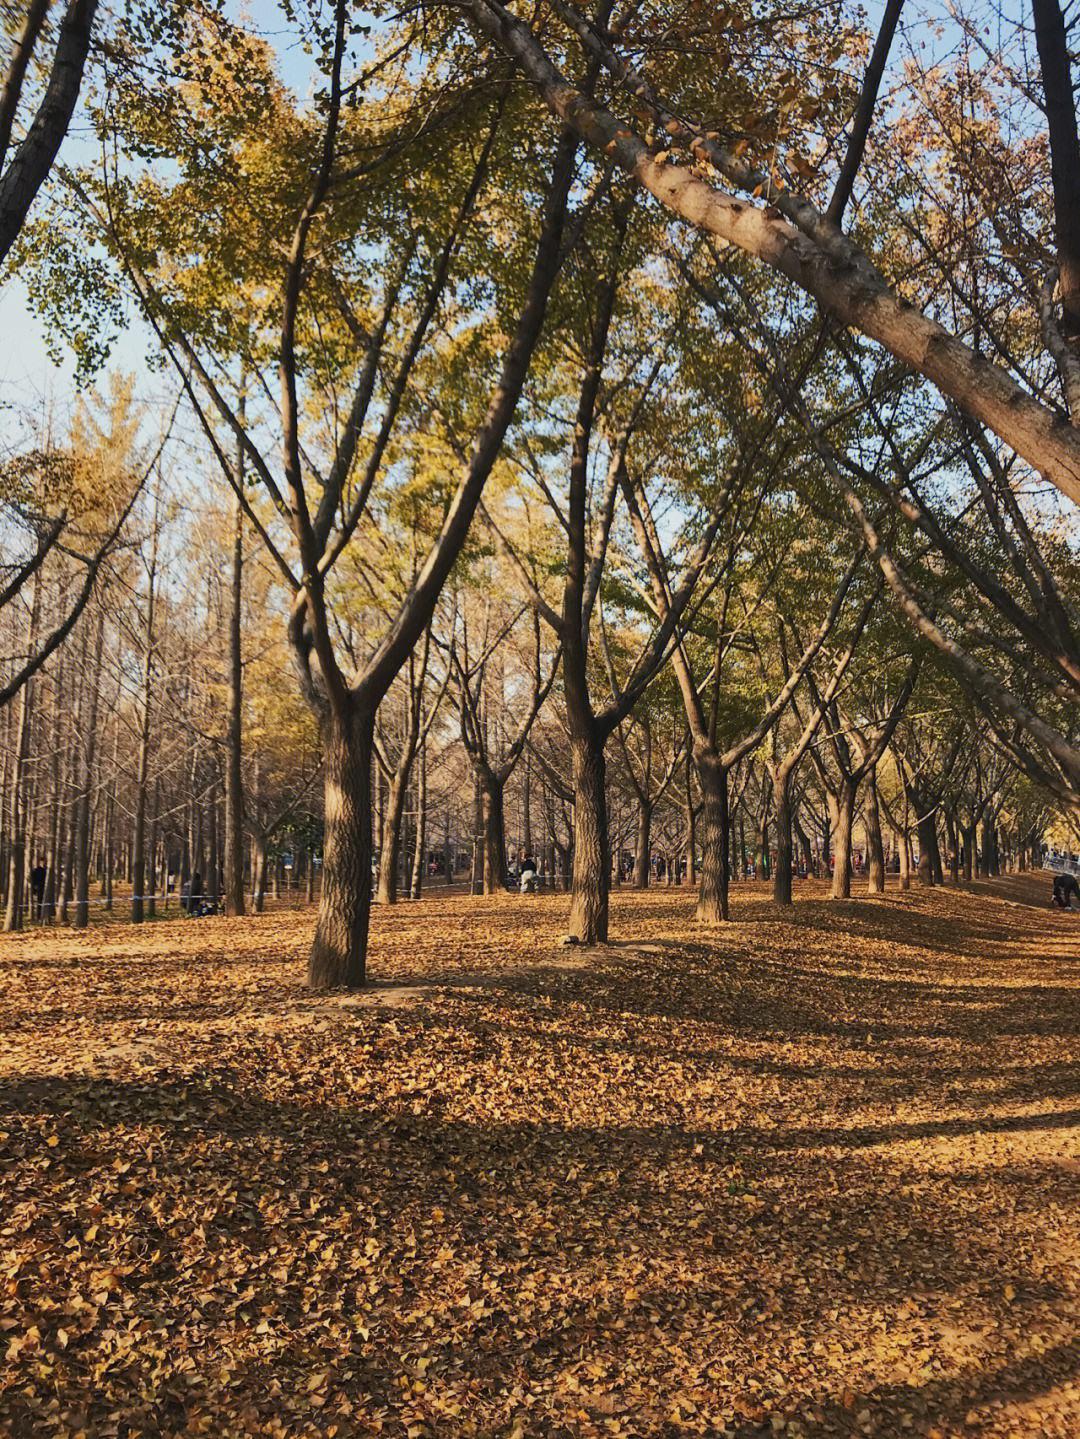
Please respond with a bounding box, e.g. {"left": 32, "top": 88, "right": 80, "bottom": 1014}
{"left": 2, "top": 877, "right": 1078, "bottom": 1439}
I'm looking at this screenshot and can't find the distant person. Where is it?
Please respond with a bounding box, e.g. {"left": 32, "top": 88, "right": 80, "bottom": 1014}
{"left": 1052, "top": 872, "right": 1080, "bottom": 910}
{"left": 519, "top": 853, "right": 538, "bottom": 894}
{"left": 184, "top": 871, "right": 204, "bottom": 915}
{"left": 29, "top": 859, "right": 47, "bottom": 920}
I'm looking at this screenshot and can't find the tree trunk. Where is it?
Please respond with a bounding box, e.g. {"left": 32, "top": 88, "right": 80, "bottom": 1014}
{"left": 131, "top": 515, "right": 158, "bottom": 924}
{"left": 252, "top": 832, "right": 267, "bottom": 913}
{"left": 915, "top": 801, "right": 936, "bottom": 886}
{"left": 73, "top": 609, "right": 105, "bottom": 929}
{"left": 478, "top": 766, "right": 506, "bottom": 895}
{"left": 522, "top": 757, "right": 533, "bottom": 856}
{"left": 309, "top": 707, "right": 375, "bottom": 989}
{"left": 4, "top": 576, "right": 39, "bottom": 932}
{"left": 633, "top": 799, "right": 652, "bottom": 889}
{"left": 410, "top": 742, "right": 426, "bottom": 900}
{"left": 772, "top": 770, "right": 794, "bottom": 905}
{"left": 224, "top": 493, "right": 245, "bottom": 916}
{"left": 864, "top": 776, "right": 885, "bottom": 895}
{"left": 377, "top": 771, "right": 407, "bottom": 905}
{"left": 567, "top": 725, "right": 609, "bottom": 943}
{"left": 831, "top": 781, "right": 857, "bottom": 899}
{"left": 695, "top": 754, "right": 729, "bottom": 923}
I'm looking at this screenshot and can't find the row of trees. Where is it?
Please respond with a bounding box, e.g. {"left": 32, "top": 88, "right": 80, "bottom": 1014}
{"left": 0, "top": 0, "right": 1076, "bottom": 983}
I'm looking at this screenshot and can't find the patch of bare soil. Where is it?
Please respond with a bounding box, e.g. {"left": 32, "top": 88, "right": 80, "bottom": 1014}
{"left": 1, "top": 878, "right": 1078, "bottom": 1437}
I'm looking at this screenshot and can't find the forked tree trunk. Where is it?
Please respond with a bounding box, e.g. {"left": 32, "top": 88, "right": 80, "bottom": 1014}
{"left": 633, "top": 800, "right": 651, "bottom": 889}
{"left": 864, "top": 776, "right": 885, "bottom": 895}
{"left": 772, "top": 771, "right": 794, "bottom": 906}
{"left": 309, "top": 707, "right": 375, "bottom": 989}
{"left": 695, "top": 755, "right": 729, "bottom": 923}
{"left": 567, "top": 727, "right": 609, "bottom": 943}
{"left": 831, "top": 782, "right": 857, "bottom": 899}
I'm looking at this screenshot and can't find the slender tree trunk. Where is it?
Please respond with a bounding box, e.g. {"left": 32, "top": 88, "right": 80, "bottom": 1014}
{"left": 633, "top": 799, "right": 652, "bottom": 889}
{"left": 864, "top": 775, "right": 885, "bottom": 895}
{"left": 567, "top": 724, "right": 609, "bottom": 943}
{"left": 4, "top": 575, "right": 40, "bottom": 931}
{"left": 410, "top": 742, "right": 426, "bottom": 900}
{"left": 224, "top": 494, "right": 245, "bottom": 916}
{"left": 309, "top": 706, "right": 375, "bottom": 988}
{"left": 132, "top": 515, "right": 158, "bottom": 923}
{"left": 147, "top": 781, "right": 158, "bottom": 919}
{"left": 73, "top": 607, "right": 105, "bottom": 928}
{"left": 377, "top": 770, "right": 408, "bottom": 905}
{"left": 772, "top": 769, "right": 794, "bottom": 905}
{"left": 252, "top": 832, "right": 267, "bottom": 913}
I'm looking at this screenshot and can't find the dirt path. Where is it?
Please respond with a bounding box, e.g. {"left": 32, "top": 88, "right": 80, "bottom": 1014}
{"left": 1, "top": 878, "right": 1078, "bottom": 1437}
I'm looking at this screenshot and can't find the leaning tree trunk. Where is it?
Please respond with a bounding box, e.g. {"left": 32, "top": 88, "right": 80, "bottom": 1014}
{"left": 377, "top": 769, "right": 409, "bottom": 906}
{"left": 567, "top": 725, "right": 610, "bottom": 943}
{"left": 831, "top": 782, "right": 857, "bottom": 899}
{"left": 864, "top": 775, "right": 885, "bottom": 895}
{"left": 772, "top": 770, "right": 794, "bottom": 906}
{"left": 695, "top": 753, "right": 729, "bottom": 923}
{"left": 309, "top": 707, "right": 375, "bottom": 989}
{"left": 632, "top": 799, "right": 652, "bottom": 889}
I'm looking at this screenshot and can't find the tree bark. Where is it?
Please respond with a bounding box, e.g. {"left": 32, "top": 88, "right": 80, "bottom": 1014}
{"left": 5, "top": 575, "right": 40, "bottom": 931}
{"left": 410, "top": 741, "right": 427, "bottom": 900}
{"left": 478, "top": 766, "right": 506, "bottom": 895}
{"left": 772, "top": 770, "right": 794, "bottom": 905}
{"left": 131, "top": 509, "right": 158, "bottom": 923}
{"left": 73, "top": 607, "right": 104, "bottom": 928}
{"left": 633, "top": 799, "right": 652, "bottom": 889}
{"left": 831, "top": 781, "right": 857, "bottom": 899}
{"left": 0, "top": 0, "right": 99, "bottom": 267}
{"left": 224, "top": 494, "right": 245, "bottom": 915}
{"left": 309, "top": 706, "right": 375, "bottom": 988}
{"left": 567, "top": 725, "right": 609, "bottom": 943}
{"left": 696, "top": 755, "right": 729, "bottom": 923}
{"left": 864, "top": 775, "right": 885, "bottom": 895}
{"left": 377, "top": 771, "right": 407, "bottom": 906}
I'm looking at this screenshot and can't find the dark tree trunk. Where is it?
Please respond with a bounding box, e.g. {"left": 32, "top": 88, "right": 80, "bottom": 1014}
{"left": 864, "top": 776, "right": 885, "bottom": 895}
{"left": 772, "top": 771, "right": 794, "bottom": 906}
{"left": 916, "top": 805, "right": 936, "bottom": 886}
{"left": 309, "top": 707, "right": 375, "bottom": 989}
{"left": 478, "top": 766, "right": 506, "bottom": 895}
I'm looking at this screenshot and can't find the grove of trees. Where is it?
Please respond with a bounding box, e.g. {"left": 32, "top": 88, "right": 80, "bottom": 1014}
{"left": 0, "top": 0, "right": 1076, "bottom": 984}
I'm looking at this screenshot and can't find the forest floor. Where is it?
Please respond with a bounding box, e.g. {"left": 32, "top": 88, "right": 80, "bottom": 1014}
{"left": 2, "top": 877, "right": 1078, "bottom": 1439}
